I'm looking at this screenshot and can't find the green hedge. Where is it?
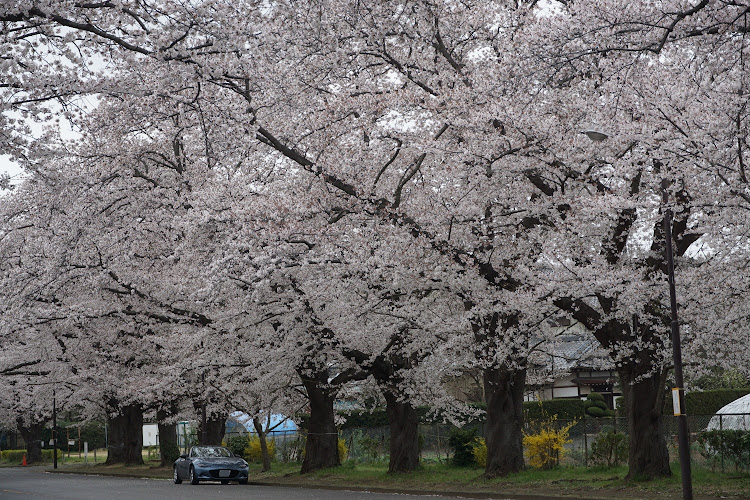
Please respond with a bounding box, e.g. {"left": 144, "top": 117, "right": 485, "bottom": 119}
{"left": 451, "top": 399, "right": 585, "bottom": 421}
{"left": 0, "top": 449, "right": 62, "bottom": 462}
{"left": 337, "top": 406, "right": 441, "bottom": 429}
{"left": 43, "top": 449, "right": 62, "bottom": 460}
{"left": 524, "top": 399, "right": 586, "bottom": 420}
{"left": 333, "top": 400, "right": 585, "bottom": 429}
{"left": 663, "top": 389, "right": 750, "bottom": 416}
{"left": 686, "top": 389, "right": 750, "bottom": 415}
{"left": 1, "top": 449, "right": 26, "bottom": 462}
{"left": 337, "top": 409, "right": 389, "bottom": 429}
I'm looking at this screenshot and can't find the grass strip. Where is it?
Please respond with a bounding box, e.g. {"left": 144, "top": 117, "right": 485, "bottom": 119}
{"left": 45, "top": 460, "right": 750, "bottom": 499}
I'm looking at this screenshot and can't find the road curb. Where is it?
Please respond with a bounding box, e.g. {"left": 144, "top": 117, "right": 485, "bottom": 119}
{"left": 45, "top": 468, "right": 604, "bottom": 499}
{"left": 247, "top": 480, "right": 606, "bottom": 499}
{"left": 45, "top": 468, "right": 166, "bottom": 480}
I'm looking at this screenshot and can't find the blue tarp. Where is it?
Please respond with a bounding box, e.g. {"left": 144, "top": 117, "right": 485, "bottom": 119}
{"left": 227, "top": 411, "right": 298, "bottom": 435}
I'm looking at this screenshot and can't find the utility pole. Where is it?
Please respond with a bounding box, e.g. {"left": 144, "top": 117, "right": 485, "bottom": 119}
{"left": 662, "top": 178, "right": 693, "bottom": 500}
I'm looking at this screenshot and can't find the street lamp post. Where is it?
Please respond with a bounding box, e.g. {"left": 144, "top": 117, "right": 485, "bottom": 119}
{"left": 661, "top": 178, "right": 693, "bottom": 500}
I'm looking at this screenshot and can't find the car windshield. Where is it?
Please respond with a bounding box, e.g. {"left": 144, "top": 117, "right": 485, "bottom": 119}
{"left": 192, "top": 446, "right": 233, "bottom": 458}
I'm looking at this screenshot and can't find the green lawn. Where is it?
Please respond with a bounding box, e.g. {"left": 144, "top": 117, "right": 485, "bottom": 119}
{"left": 246, "top": 462, "right": 750, "bottom": 499}
{"left": 42, "top": 459, "right": 750, "bottom": 499}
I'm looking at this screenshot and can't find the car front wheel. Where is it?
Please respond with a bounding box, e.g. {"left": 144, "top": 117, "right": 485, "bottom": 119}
{"left": 189, "top": 466, "right": 199, "bottom": 485}
{"left": 173, "top": 467, "right": 182, "bottom": 484}
{"left": 239, "top": 478, "right": 248, "bottom": 485}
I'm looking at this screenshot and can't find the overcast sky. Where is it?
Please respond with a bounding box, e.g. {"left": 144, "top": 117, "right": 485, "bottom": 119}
{"left": 1, "top": 156, "right": 23, "bottom": 177}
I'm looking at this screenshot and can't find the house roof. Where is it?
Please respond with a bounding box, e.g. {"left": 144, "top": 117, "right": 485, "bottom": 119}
{"left": 530, "top": 328, "right": 613, "bottom": 376}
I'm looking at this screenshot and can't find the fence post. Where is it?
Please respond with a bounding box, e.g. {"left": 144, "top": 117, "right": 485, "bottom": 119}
{"left": 719, "top": 414, "right": 724, "bottom": 473}
{"left": 613, "top": 414, "right": 616, "bottom": 434}
{"left": 583, "top": 415, "right": 588, "bottom": 468}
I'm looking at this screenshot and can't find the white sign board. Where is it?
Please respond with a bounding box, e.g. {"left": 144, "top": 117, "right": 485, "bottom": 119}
{"left": 672, "top": 388, "right": 682, "bottom": 416}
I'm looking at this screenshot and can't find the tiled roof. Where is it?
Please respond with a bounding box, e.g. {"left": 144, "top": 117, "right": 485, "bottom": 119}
{"left": 531, "top": 330, "right": 613, "bottom": 373}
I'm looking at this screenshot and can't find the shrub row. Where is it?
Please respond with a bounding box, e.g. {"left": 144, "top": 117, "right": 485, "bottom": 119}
{"left": 301, "top": 389, "right": 750, "bottom": 433}
{"left": 661, "top": 388, "right": 750, "bottom": 416}
{"left": 0, "top": 449, "right": 62, "bottom": 462}
{"left": 697, "top": 429, "right": 750, "bottom": 472}
{"left": 337, "top": 406, "right": 441, "bottom": 429}
{"left": 684, "top": 389, "right": 750, "bottom": 415}
{"left": 524, "top": 399, "right": 586, "bottom": 420}
{"left": 330, "top": 399, "right": 587, "bottom": 429}
{"left": 616, "top": 389, "right": 750, "bottom": 418}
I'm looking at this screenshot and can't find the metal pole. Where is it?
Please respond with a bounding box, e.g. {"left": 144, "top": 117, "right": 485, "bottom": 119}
{"left": 662, "top": 178, "right": 693, "bottom": 500}
{"left": 201, "top": 373, "right": 207, "bottom": 445}
{"left": 583, "top": 414, "right": 588, "bottom": 468}
{"left": 53, "top": 390, "right": 57, "bottom": 469}
{"left": 719, "top": 415, "right": 724, "bottom": 473}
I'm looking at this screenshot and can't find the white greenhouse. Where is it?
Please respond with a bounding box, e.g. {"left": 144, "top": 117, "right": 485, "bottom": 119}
{"left": 706, "top": 393, "right": 750, "bottom": 431}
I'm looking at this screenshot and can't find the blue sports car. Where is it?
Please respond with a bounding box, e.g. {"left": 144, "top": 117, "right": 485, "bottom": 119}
{"left": 173, "top": 445, "right": 249, "bottom": 485}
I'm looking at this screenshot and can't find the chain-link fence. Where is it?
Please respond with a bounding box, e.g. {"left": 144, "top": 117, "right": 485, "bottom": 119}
{"left": 3, "top": 413, "right": 746, "bottom": 470}
{"left": 0, "top": 421, "right": 108, "bottom": 463}
{"left": 221, "top": 429, "right": 305, "bottom": 462}
{"left": 334, "top": 413, "right": 750, "bottom": 471}
{"left": 546, "top": 413, "right": 750, "bottom": 471}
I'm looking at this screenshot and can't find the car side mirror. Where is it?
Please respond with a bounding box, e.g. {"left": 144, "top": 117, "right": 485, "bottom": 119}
{"left": 180, "top": 454, "right": 188, "bottom": 459}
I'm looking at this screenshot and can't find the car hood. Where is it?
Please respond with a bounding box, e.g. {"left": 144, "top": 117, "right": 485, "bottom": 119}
{"left": 193, "top": 457, "right": 247, "bottom": 467}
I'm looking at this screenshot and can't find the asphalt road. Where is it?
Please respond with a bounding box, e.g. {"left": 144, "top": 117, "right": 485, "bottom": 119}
{"left": 0, "top": 467, "right": 517, "bottom": 500}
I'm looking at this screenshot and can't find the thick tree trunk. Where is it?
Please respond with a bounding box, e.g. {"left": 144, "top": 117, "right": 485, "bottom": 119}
{"left": 619, "top": 365, "right": 671, "bottom": 479}
{"left": 253, "top": 416, "right": 272, "bottom": 472}
{"left": 198, "top": 414, "right": 226, "bottom": 445}
{"left": 300, "top": 377, "right": 340, "bottom": 473}
{"left": 106, "top": 404, "right": 144, "bottom": 465}
{"left": 483, "top": 365, "right": 526, "bottom": 477}
{"left": 158, "top": 421, "right": 179, "bottom": 465}
{"left": 554, "top": 299, "right": 674, "bottom": 481}
{"left": 383, "top": 390, "right": 420, "bottom": 473}
{"left": 156, "top": 409, "right": 179, "bottom": 466}
{"left": 16, "top": 419, "right": 45, "bottom": 464}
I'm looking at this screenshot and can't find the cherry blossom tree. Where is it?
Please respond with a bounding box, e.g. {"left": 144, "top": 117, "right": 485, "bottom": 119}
{"left": 2, "top": 0, "right": 748, "bottom": 482}
{"left": 515, "top": 0, "right": 750, "bottom": 478}
{"left": 1, "top": 0, "right": 566, "bottom": 476}
{"left": 0, "top": 174, "right": 83, "bottom": 463}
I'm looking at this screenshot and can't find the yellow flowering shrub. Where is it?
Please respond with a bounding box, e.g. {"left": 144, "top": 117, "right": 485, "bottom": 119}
{"left": 338, "top": 437, "right": 348, "bottom": 462}
{"left": 523, "top": 416, "right": 575, "bottom": 469}
{"left": 244, "top": 435, "right": 276, "bottom": 462}
{"left": 472, "top": 437, "right": 487, "bottom": 468}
